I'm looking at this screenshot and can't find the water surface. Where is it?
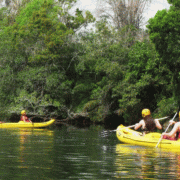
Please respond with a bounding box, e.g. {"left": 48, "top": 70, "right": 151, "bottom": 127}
{"left": 0, "top": 126, "right": 179, "bottom": 179}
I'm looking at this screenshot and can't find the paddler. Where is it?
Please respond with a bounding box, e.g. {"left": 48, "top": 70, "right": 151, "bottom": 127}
{"left": 134, "top": 108, "right": 162, "bottom": 134}
{"left": 162, "top": 111, "right": 180, "bottom": 140}
{"left": 20, "top": 110, "right": 32, "bottom": 123}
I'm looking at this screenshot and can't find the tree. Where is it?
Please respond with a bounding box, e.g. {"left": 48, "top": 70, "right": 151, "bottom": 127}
{"left": 1, "top": 0, "right": 95, "bottom": 31}
{"left": 75, "top": 19, "right": 166, "bottom": 123}
{"left": 96, "top": 0, "right": 152, "bottom": 29}
{"left": 75, "top": 21, "right": 131, "bottom": 122}
{"left": 0, "top": 0, "right": 95, "bottom": 116}
{"left": 112, "top": 39, "right": 173, "bottom": 123}
{"left": 57, "top": 0, "right": 95, "bottom": 32}
{"left": 147, "top": 0, "right": 180, "bottom": 105}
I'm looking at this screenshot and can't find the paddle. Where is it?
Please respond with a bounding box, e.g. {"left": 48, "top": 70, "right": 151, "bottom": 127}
{"left": 155, "top": 116, "right": 169, "bottom": 121}
{"left": 100, "top": 124, "right": 135, "bottom": 137}
{"left": 155, "top": 112, "right": 177, "bottom": 148}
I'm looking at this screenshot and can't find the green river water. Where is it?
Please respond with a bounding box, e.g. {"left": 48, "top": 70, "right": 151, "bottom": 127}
{"left": 0, "top": 125, "right": 179, "bottom": 179}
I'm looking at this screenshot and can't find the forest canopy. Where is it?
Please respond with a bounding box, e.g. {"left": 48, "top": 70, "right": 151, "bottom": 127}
{"left": 0, "top": 0, "right": 178, "bottom": 125}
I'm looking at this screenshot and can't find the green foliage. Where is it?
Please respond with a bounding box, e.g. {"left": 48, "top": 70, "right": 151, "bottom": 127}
{"left": 0, "top": 0, "right": 177, "bottom": 124}
{"left": 16, "top": 0, "right": 56, "bottom": 26}
{"left": 147, "top": 1, "right": 180, "bottom": 105}
{"left": 76, "top": 18, "right": 173, "bottom": 123}
{"left": 9, "top": 89, "right": 62, "bottom": 115}
{"left": 76, "top": 23, "right": 132, "bottom": 121}
{"left": 66, "top": 9, "right": 95, "bottom": 30}
{"left": 83, "top": 100, "right": 105, "bottom": 122}
{"left": 112, "top": 39, "right": 172, "bottom": 122}
{"left": 0, "top": 7, "right": 8, "bottom": 28}
{"left": 8, "top": 7, "right": 73, "bottom": 67}
{"left": 147, "top": 8, "right": 180, "bottom": 65}
{"left": 57, "top": 0, "right": 95, "bottom": 32}
{"left": 0, "top": 0, "right": 95, "bottom": 116}
{"left": 83, "top": 100, "right": 100, "bottom": 112}
{"left": 72, "top": 81, "right": 95, "bottom": 111}
{"left": 155, "top": 97, "right": 178, "bottom": 118}
{"left": 167, "top": 0, "right": 180, "bottom": 7}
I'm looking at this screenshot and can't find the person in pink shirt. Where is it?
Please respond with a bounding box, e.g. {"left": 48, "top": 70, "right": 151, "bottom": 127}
{"left": 20, "top": 110, "right": 32, "bottom": 123}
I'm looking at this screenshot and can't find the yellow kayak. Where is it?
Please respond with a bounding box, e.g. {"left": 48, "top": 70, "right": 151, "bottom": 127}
{"left": 0, "top": 119, "right": 55, "bottom": 128}
{"left": 116, "top": 124, "right": 180, "bottom": 149}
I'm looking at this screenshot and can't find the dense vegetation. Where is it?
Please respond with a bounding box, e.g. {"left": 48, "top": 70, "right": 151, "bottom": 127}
{"left": 0, "top": 0, "right": 179, "bottom": 125}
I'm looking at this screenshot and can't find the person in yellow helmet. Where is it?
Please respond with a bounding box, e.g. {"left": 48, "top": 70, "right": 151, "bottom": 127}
{"left": 134, "top": 109, "right": 162, "bottom": 133}
{"left": 162, "top": 111, "right": 180, "bottom": 140}
{"left": 20, "top": 110, "right": 32, "bottom": 123}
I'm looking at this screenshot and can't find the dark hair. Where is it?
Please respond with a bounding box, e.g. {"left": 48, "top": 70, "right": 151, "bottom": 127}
{"left": 144, "top": 115, "right": 156, "bottom": 132}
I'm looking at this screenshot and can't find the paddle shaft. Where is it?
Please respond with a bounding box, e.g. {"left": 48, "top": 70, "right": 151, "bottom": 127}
{"left": 138, "top": 116, "right": 168, "bottom": 122}
{"left": 155, "top": 112, "right": 177, "bottom": 148}
{"left": 155, "top": 116, "right": 169, "bottom": 121}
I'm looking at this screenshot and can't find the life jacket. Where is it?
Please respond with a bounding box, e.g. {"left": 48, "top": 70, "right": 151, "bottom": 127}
{"left": 20, "top": 115, "right": 30, "bottom": 122}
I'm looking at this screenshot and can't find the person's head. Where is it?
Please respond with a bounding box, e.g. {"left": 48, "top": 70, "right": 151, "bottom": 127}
{"left": 142, "top": 109, "right": 151, "bottom": 118}
{"left": 21, "top": 110, "right": 26, "bottom": 115}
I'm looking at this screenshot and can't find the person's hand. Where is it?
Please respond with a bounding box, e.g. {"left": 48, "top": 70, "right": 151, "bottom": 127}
{"left": 161, "top": 132, "right": 166, "bottom": 137}
{"left": 169, "top": 120, "right": 175, "bottom": 125}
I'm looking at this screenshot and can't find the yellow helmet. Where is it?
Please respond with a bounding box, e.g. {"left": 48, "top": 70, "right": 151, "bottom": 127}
{"left": 21, "top": 110, "right": 26, "bottom": 115}
{"left": 142, "top": 109, "right": 151, "bottom": 118}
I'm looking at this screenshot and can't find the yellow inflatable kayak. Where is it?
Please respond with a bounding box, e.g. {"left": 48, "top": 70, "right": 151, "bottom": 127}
{"left": 0, "top": 119, "right": 55, "bottom": 128}
{"left": 116, "top": 125, "right": 180, "bottom": 149}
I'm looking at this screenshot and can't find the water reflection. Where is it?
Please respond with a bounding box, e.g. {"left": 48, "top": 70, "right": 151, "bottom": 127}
{"left": 0, "top": 128, "right": 55, "bottom": 179}
{"left": 2, "top": 126, "right": 180, "bottom": 179}
{"left": 114, "top": 143, "right": 180, "bottom": 179}
{"left": 51, "top": 127, "right": 118, "bottom": 179}
{"left": 16, "top": 129, "right": 54, "bottom": 170}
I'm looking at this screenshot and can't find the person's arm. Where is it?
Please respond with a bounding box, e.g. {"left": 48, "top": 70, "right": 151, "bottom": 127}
{"left": 162, "top": 122, "right": 180, "bottom": 137}
{"left": 154, "top": 119, "right": 162, "bottom": 130}
{"left": 22, "top": 116, "right": 26, "bottom": 122}
{"left": 134, "top": 120, "right": 144, "bottom": 130}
